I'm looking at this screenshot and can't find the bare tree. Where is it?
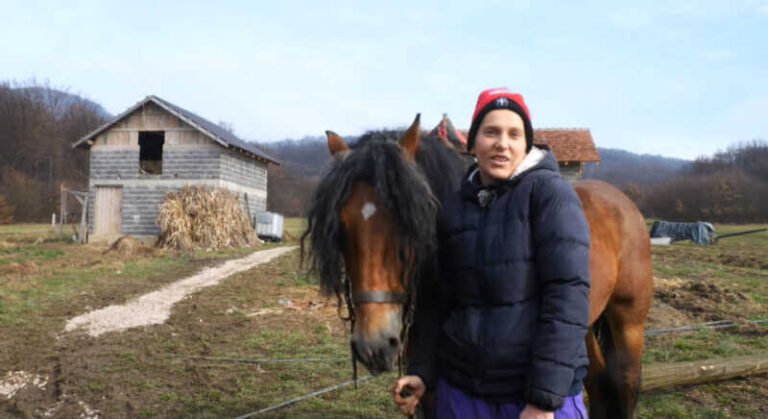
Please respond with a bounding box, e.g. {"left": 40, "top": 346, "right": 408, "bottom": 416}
{"left": 0, "top": 80, "right": 108, "bottom": 221}
{"left": 266, "top": 165, "right": 317, "bottom": 216}
{"left": 643, "top": 141, "right": 768, "bottom": 223}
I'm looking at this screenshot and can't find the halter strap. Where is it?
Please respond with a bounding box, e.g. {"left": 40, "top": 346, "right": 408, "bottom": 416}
{"left": 351, "top": 290, "right": 407, "bottom": 304}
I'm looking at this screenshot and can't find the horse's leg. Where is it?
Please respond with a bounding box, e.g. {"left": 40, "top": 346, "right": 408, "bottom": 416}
{"left": 607, "top": 214, "right": 653, "bottom": 419}
{"left": 574, "top": 181, "right": 652, "bottom": 419}
{"left": 584, "top": 328, "right": 609, "bottom": 419}
{"left": 582, "top": 226, "right": 618, "bottom": 419}
{"left": 603, "top": 300, "right": 650, "bottom": 419}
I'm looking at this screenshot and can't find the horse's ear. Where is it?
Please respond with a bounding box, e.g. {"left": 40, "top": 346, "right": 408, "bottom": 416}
{"left": 399, "top": 113, "right": 420, "bottom": 160}
{"left": 326, "top": 130, "right": 349, "bottom": 156}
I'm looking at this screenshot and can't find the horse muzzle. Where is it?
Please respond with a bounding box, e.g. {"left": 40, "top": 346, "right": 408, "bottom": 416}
{"left": 349, "top": 290, "right": 406, "bottom": 374}
{"left": 351, "top": 334, "right": 401, "bottom": 374}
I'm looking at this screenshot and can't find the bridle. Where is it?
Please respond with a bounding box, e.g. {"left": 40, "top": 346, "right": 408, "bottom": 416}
{"left": 351, "top": 290, "right": 407, "bottom": 304}
{"left": 342, "top": 260, "right": 418, "bottom": 388}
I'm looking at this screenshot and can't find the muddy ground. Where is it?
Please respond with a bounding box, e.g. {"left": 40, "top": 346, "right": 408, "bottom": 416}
{"left": 0, "top": 224, "right": 766, "bottom": 418}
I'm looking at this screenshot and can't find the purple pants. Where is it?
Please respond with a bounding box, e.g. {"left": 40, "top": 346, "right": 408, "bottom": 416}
{"left": 434, "top": 379, "right": 587, "bottom": 419}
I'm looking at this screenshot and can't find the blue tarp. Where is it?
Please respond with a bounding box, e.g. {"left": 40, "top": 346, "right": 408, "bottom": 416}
{"left": 649, "top": 221, "right": 715, "bottom": 246}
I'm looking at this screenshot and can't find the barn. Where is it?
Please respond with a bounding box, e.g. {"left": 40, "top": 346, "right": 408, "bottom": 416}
{"left": 534, "top": 128, "right": 600, "bottom": 181}
{"left": 72, "top": 95, "right": 279, "bottom": 243}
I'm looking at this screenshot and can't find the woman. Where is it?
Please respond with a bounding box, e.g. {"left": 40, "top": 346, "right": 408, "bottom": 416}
{"left": 392, "top": 88, "right": 590, "bottom": 419}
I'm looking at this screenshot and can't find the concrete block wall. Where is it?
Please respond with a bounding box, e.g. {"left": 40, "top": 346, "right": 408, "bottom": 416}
{"left": 90, "top": 148, "right": 140, "bottom": 180}
{"left": 90, "top": 145, "right": 222, "bottom": 181}
{"left": 163, "top": 146, "right": 221, "bottom": 179}
{"left": 120, "top": 185, "right": 176, "bottom": 236}
{"left": 87, "top": 184, "right": 177, "bottom": 236}
{"left": 220, "top": 149, "right": 268, "bottom": 191}
{"left": 239, "top": 192, "right": 267, "bottom": 225}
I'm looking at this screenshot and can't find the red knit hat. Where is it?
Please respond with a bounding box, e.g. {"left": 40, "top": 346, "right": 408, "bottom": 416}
{"left": 467, "top": 87, "right": 533, "bottom": 152}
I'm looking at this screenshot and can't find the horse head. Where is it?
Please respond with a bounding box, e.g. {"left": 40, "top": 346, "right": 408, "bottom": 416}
{"left": 302, "top": 115, "right": 439, "bottom": 374}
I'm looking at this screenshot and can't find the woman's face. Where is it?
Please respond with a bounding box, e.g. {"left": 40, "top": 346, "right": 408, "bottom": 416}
{"left": 473, "top": 109, "right": 528, "bottom": 185}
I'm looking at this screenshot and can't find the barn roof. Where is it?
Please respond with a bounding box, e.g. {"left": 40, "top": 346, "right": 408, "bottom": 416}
{"left": 430, "top": 114, "right": 467, "bottom": 150}
{"left": 458, "top": 127, "right": 600, "bottom": 163}
{"left": 533, "top": 128, "right": 600, "bottom": 163}
{"left": 72, "top": 95, "right": 279, "bottom": 165}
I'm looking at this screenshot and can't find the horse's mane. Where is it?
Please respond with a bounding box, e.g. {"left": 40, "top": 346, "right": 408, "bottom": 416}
{"left": 301, "top": 129, "right": 467, "bottom": 296}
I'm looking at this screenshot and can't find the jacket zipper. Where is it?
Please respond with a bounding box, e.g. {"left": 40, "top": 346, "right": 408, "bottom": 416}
{"left": 473, "top": 200, "right": 490, "bottom": 371}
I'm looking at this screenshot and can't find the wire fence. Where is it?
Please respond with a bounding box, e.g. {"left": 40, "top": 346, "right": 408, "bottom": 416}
{"left": 169, "top": 354, "right": 348, "bottom": 364}
{"left": 217, "top": 317, "right": 768, "bottom": 417}
{"left": 232, "top": 375, "right": 374, "bottom": 419}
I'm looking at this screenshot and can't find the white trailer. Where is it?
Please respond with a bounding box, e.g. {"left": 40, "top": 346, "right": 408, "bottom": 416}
{"left": 256, "top": 212, "right": 283, "bottom": 242}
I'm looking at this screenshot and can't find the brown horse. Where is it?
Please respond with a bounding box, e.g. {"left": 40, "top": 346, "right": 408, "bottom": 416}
{"left": 302, "top": 115, "right": 653, "bottom": 419}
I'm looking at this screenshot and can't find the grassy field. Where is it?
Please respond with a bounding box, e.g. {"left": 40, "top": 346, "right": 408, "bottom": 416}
{"left": 0, "top": 220, "right": 765, "bottom": 417}
{"left": 637, "top": 223, "right": 768, "bottom": 418}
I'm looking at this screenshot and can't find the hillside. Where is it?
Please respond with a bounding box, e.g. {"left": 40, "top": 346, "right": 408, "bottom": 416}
{"left": 259, "top": 137, "right": 768, "bottom": 223}
{"left": 0, "top": 82, "right": 109, "bottom": 222}
{"left": 259, "top": 139, "right": 690, "bottom": 187}
{"left": 256, "top": 136, "right": 330, "bottom": 177}
{"left": 641, "top": 141, "right": 768, "bottom": 222}
{"left": 14, "top": 86, "right": 111, "bottom": 119}
{"left": 583, "top": 148, "right": 688, "bottom": 186}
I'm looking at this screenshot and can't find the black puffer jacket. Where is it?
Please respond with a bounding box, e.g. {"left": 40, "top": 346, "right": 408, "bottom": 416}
{"left": 408, "top": 149, "right": 590, "bottom": 411}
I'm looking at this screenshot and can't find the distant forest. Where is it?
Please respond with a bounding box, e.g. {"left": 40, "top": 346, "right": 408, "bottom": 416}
{"left": 1, "top": 81, "right": 766, "bottom": 224}
{"left": 636, "top": 141, "right": 768, "bottom": 223}
{"left": 261, "top": 137, "right": 768, "bottom": 223}
{"left": 0, "top": 81, "right": 108, "bottom": 223}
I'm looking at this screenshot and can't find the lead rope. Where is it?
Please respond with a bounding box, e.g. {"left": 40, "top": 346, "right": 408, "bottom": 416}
{"left": 342, "top": 254, "right": 419, "bottom": 416}
{"left": 398, "top": 352, "right": 414, "bottom": 419}
{"left": 398, "top": 330, "right": 415, "bottom": 419}
{"left": 398, "top": 257, "right": 418, "bottom": 419}
{"left": 343, "top": 274, "right": 359, "bottom": 388}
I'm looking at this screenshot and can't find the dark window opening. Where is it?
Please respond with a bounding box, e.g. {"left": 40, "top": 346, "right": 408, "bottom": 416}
{"left": 139, "top": 131, "right": 164, "bottom": 175}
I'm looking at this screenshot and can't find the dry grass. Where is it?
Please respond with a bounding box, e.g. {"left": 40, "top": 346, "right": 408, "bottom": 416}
{"left": 0, "top": 193, "right": 13, "bottom": 224}
{"left": 0, "top": 221, "right": 764, "bottom": 417}
{"left": 103, "top": 235, "right": 159, "bottom": 257}
{"left": 156, "top": 186, "right": 259, "bottom": 250}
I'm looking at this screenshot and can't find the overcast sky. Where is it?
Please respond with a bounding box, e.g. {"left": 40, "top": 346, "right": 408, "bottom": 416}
{"left": 2, "top": 0, "right": 766, "bottom": 159}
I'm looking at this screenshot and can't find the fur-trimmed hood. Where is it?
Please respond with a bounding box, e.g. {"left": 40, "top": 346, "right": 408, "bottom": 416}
{"left": 461, "top": 145, "right": 558, "bottom": 204}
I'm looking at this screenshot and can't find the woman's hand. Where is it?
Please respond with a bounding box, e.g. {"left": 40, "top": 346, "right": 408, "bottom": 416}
{"left": 391, "top": 375, "right": 426, "bottom": 416}
{"left": 520, "top": 404, "right": 554, "bottom": 419}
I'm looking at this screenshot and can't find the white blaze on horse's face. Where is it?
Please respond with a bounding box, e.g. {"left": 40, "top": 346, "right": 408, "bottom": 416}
{"left": 361, "top": 202, "right": 377, "bottom": 220}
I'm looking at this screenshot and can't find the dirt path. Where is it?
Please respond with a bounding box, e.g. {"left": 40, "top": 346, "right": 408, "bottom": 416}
{"left": 64, "top": 246, "right": 297, "bottom": 337}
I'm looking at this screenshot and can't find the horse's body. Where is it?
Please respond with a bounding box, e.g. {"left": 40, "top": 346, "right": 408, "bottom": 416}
{"left": 573, "top": 180, "right": 653, "bottom": 419}
{"left": 303, "top": 116, "right": 652, "bottom": 419}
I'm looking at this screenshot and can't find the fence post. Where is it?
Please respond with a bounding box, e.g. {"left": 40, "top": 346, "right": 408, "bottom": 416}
{"left": 59, "top": 184, "right": 65, "bottom": 237}
{"left": 244, "top": 194, "right": 253, "bottom": 227}
{"left": 79, "top": 194, "right": 89, "bottom": 244}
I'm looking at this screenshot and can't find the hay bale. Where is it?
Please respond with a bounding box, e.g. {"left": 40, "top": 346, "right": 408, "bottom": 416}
{"left": 156, "top": 186, "right": 259, "bottom": 250}
{"left": 104, "top": 235, "right": 157, "bottom": 256}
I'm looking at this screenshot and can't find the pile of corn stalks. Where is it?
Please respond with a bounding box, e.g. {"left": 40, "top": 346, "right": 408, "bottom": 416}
{"left": 156, "top": 186, "right": 258, "bottom": 250}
